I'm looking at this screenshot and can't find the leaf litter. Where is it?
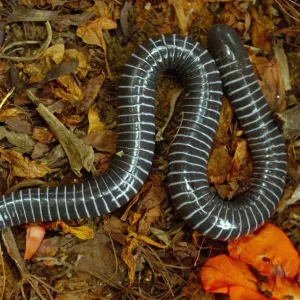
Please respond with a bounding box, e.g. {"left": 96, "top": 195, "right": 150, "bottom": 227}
{"left": 0, "top": 0, "right": 299, "bottom": 299}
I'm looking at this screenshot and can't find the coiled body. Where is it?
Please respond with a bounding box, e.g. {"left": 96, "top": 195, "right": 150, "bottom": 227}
{"left": 0, "top": 24, "right": 287, "bottom": 240}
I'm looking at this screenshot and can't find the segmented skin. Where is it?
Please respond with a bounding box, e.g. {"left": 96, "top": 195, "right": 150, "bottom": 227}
{"left": 0, "top": 24, "right": 287, "bottom": 240}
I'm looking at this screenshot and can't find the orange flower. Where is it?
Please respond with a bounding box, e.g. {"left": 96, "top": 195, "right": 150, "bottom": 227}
{"left": 24, "top": 225, "right": 46, "bottom": 260}
{"left": 261, "top": 276, "right": 300, "bottom": 300}
{"left": 229, "top": 286, "right": 268, "bottom": 300}
{"left": 199, "top": 254, "right": 258, "bottom": 294}
{"left": 228, "top": 223, "right": 300, "bottom": 278}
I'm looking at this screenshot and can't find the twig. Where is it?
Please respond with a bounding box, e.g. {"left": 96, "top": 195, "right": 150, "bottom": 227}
{"left": 0, "top": 87, "right": 15, "bottom": 109}
{"left": 0, "top": 21, "right": 52, "bottom": 61}
{"left": 2, "top": 40, "right": 40, "bottom": 53}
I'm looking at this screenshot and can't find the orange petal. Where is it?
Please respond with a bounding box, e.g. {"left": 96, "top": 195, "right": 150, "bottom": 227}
{"left": 24, "top": 225, "right": 46, "bottom": 260}
{"left": 228, "top": 223, "right": 300, "bottom": 278}
{"left": 229, "top": 286, "right": 268, "bottom": 300}
{"left": 261, "top": 276, "right": 300, "bottom": 300}
{"left": 199, "top": 254, "right": 258, "bottom": 294}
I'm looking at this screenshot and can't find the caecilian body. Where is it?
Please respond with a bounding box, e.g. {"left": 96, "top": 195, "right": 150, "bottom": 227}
{"left": 0, "top": 24, "right": 287, "bottom": 240}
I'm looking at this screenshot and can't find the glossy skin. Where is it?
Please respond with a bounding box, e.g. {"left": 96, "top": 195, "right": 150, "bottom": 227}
{"left": 0, "top": 25, "right": 287, "bottom": 240}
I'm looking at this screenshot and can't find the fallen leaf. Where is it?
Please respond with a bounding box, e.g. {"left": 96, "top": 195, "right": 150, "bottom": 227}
{"left": 88, "top": 105, "right": 104, "bottom": 134}
{"left": 251, "top": 7, "right": 272, "bottom": 52}
{"left": 252, "top": 56, "right": 286, "bottom": 112}
{"left": 30, "top": 97, "right": 94, "bottom": 177}
{"left": 228, "top": 223, "right": 300, "bottom": 278}
{"left": 5, "top": 119, "right": 32, "bottom": 135}
{"left": 208, "top": 146, "right": 232, "bottom": 184}
{"left": 61, "top": 115, "right": 81, "bottom": 127}
{"left": 0, "top": 108, "right": 23, "bottom": 121}
{"left": 76, "top": 17, "right": 117, "bottom": 49}
{"left": 45, "top": 221, "right": 94, "bottom": 240}
{"left": 32, "top": 127, "right": 56, "bottom": 143}
{"left": 24, "top": 225, "right": 46, "bottom": 260}
{"left": 229, "top": 140, "right": 250, "bottom": 179}
{"left": 103, "top": 216, "right": 128, "bottom": 234}
{"left": 138, "top": 206, "right": 162, "bottom": 236}
{"left": 74, "top": 73, "right": 105, "bottom": 113}
{"left": 0, "top": 127, "right": 35, "bottom": 153}
{"left": 0, "top": 149, "right": 51, "bottom": 178}
{"left": 64, "top": 49, "right": 89, "bottom": 79}
{"left": 121, "top": 237, "right": 138, "bottom": 287}
{"left": 40, "top": 43, "right": 65, "bottom": 65}
{"left": 128, "top": 230, "right": 167, "bottom": 249}
{"left": 52, "top": 74, "right": 84, "bottom": 102}
{"left": 199, "top": 254, "right": 258, "bottom": 294}
{"left": 6, "top": 179, "right": 46, "bottom": 193}
{"left": 82, "top": 130, "right": 116, "bottom": 154}
{"left": 214, "top": 97, "right": 233, "bottom": 146}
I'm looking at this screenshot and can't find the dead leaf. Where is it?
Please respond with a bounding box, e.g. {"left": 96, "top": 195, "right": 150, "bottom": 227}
{"left": 128, "top": 230, "right": 167, "bottom": 249}
{"left": 52, "top": 74, "right": 84, "bottom": 102}
{"left": 208, "top": 146, "right": 232, "bottom": 184}
{"left": 214, "top": 97, "right": 233, "bottom": 146}
{"left": 0, "top": 127, "right": 35, "bottom": 153}
{"left": 121, "top": 237, "right": 138, "bottom": 287}
{"left": 32, "top": 127, "right": 56, "bottom": 143}
{"left": 28, "top": 93, "right": 94, "bottom": 177}
{"left": 252, "top": 56, "right": 286, "bottom": 112}
{"left": 103, "top": 216, "right": 128, "bottom": 234}
{"left": 45, "top": 221, "right": 94, "bottom": 240}
{"left": 64, "top": 49, "right": 89, "bottom": 79}
{"left": 0, "top": 108, "right": 23, "bottom": 121}
{"left": 61, "top": 115, "right": 81, "bottom": 127}
{"left": 82, "top": 130, "right": 116, "bottom": 154}
{"left": 41, "top": 44, "right": 65, "bottom": 65}
{"left": 5, "top": 119, "right": 32, "bottom": 135}
{"left": 88, "top": 105, "right": 104, "bottom": 134}
{"left": 0, "top": 149, "right": 51, "bottom": 178}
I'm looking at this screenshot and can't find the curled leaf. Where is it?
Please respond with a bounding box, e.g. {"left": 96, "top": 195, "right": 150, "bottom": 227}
{"left": 0, "top": 149, "right": 51, "bottom": 178}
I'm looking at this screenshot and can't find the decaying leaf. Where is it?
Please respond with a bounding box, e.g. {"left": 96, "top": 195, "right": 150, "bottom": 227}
{"left": 121, "top": 237, "right": 138, "bottom": 287}
{"left": 52, "top": 74, "right": 84, "bottom": 102}
{"left": 0, "top": 127, "right": 35, "bottom": 153}
{"left": 88, "top": 105, "right": 104, "bottom": 134}
{"left": 0, "top": 149, "right": 51, "bottom": 178}
{"left": 207, "top": 146, "right": 232, "bottom": 184}
{"left": 0, "top": 108, "right": 23, "bottom": 121}
{"left": 45, "top": 221, "right": 94, "bottom": 240}
{"left": 82, "top": 130, "right": 116, "bottom": 154}
{"left": 32, "top": 127, "right": 56, "bottom": 143}
{"left": 64, "top": 49, "right": 90, "bottom": 79}
{"left": 28, "top": 93, "right": 94, "bottom": 177}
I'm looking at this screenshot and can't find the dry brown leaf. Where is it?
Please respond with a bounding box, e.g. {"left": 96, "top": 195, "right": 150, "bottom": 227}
{"left": 214, "top": 97, "right": 233, "bottom": 146}
{"left": 0, "top": 108, "right": 23, "bottom": 121}
{"left": 29, "top": 95, "right": 94, "bottom": 177}
{"left": 252, "top": 56, "right": 286, "bottom": 112}
{"left": 251, "top": 7, "right": 273, "bottom": 52}
{"left": 128, "top": 230, "right": 167, "bottom": 249}
{"left": 45, "top": 221, "right": 94, "bottom": 240}
{"left": 0, "top": 149, "right": 51, "bottom": 178}
{"left": 82, "top": 130, "right": 116, "bottom": 154}
{"left": 61, "top": 115, "right": 81, "bottom": 128}
{"left": 75, "top": 73, "right": 105, "bottom": 113}
{"left": 64, "top": 49, "right": 89, "bottom": 79}
{"left": 229, "top": 140, "right": 250, "bottom": 179}
{"left": 138, "top": 206, "right": 162, "bottom": 236}
{"left": 121, "top": 237, "right": 138, "bottom": 287}
{"left": 41, "top": 44, "right": 65, "bottom": 65}
{"left": 32, "top": 127, "right": 56, "bottom": 143}
{"left": 103, "top": 216, "right": 128, "bottom": 234}
{"left": 52, "top": 74, "right": 84, "bottom": 102}
{"left": 0, "top": 127, "right": 35, "bottom": 154}
{"left": 208, "top": 146, "right": 232, "bottom": 184}
{"left": 76, "top": 17, "right": 117, "bottom": 50}
{"left": 88, "top": 105, "right": 104, "bottom": 134}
